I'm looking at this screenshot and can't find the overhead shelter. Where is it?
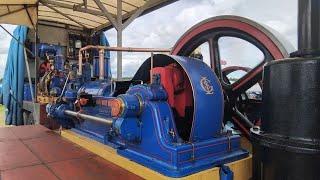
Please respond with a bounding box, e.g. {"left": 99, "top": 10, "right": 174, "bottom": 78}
{"left": 0, "top": 0, "right": 176, "bottom": 79}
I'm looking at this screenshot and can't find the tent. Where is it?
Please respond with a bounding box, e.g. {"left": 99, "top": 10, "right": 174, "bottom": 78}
{"left": 0, "top": 0, "right": 176, "bottom": 31}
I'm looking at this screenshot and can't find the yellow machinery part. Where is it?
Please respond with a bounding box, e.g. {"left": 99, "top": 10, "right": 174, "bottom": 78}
{"left": 37, "top": 95, "right": 58, "bottom": 104}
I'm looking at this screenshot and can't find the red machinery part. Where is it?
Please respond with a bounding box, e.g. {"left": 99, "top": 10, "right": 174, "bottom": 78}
{"left": 96, "top": 98, "right": 123, "bottom": 117}
{"left": 39, "top": 61, "right": 51, "bottom": 77}
{"left": 172, "top": 16, "right": 290, "bottom": 92}
{"left": 171, "top": 15, "right": 293, "bottom": 138}
{"left": 152, "top": 63, "right": 193, "bottom": 118}
{"left": 172, "top": 16, "right": 290, "bottom": 57}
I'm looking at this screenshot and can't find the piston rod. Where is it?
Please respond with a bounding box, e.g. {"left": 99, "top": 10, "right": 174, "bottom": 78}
{"left": 64, "top": 110, "right": 113, "bottom": 125}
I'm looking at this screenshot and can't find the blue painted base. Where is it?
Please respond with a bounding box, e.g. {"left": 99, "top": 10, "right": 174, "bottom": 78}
{"left": 69, "top": 114, "right": 250, "bottom": 178}
{"left": 47, "top": 54, "right": 250, "bottom": 178}
{"left": 118, "top": 148, "right": 248, "bottom": 178}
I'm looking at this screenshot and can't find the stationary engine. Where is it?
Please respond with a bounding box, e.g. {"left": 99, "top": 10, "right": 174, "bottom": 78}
{"left": 45, "top": 15, "right": 299, "bottom": 177}
{"left": 47, "top": 54, "right": 248, "bottom": 177}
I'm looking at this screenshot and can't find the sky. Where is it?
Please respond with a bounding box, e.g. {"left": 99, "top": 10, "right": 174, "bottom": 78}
{"left": 105, "top": 0, "right": 298, "bottom": 77}
{"left": 0, "top": 0, "right": 298, "bottom": 78}
{"left": 0, "top": 24, "right": 17, "bottom": 78}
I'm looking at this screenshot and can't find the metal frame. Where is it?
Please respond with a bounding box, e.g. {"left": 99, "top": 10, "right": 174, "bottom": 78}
{"left": 41, "top": 1, "right": 86, "bottom": 28}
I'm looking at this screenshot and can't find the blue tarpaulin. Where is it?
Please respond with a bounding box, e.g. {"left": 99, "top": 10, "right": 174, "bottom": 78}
{"left": 2, "top": 26, "right": 28, "bottom": 125}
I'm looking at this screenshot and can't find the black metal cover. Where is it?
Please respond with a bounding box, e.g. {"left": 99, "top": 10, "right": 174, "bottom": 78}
{"left": 252, "top": 58, "right": 320, "bottom": 180}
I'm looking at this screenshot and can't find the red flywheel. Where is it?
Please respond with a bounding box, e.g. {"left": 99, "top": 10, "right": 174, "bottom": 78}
{"left": 171, "top": 15, "right": 294, "bottom": 138}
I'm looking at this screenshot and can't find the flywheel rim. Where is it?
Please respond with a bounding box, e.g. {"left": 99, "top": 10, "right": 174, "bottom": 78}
{"left": 171, "top": 15, "right": 294, "bottom": 137}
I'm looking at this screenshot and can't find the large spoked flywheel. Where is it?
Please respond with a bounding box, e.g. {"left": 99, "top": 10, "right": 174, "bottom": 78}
{"left": 171, "top": 15, "right": 294, "bottom": 137}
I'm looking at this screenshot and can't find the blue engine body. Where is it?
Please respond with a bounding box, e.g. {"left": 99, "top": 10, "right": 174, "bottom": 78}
{"left": 47, "top": 54, "right": 248, "bottom": 177}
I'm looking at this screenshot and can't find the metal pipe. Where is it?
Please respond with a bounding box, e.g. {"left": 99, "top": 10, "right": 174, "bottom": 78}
{"left": 79, "top": 45, "right": 171, "bottom": 52}
{"left": 99, "top": 49, "right": 105, "bottom": 80}
{"left": 24, "top": 48, "right": 37, "bottom": 124}
{"left": 57, "top": 72, "right": 71, "bottom": 102}
{"left": 233, "top": 108, "right": 254, "bottom": 128}
{"left": 64, "top": 110, "right": 113, "bottom": 125}
{"left": 78, "top": 51, "right": 83, "bottom": 75}
{"left": 150, "top": 52, "right": 154, "bottom": 83}
{"left": 297, "top": 0, "right": 320, "bottom": 56}
{"left": 34, "top": 28, "right": 37, "bottom": 102}
{"left": 117, "top": 0, "right": 123, "bottom": 80}
{"left": 77, "top": 45, "right": 170, "bottom": 77}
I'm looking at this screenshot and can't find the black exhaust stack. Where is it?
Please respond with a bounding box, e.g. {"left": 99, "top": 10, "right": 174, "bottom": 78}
{"left": 251, "top": 0, "right": 320, "bottom": 179}
{"left": 293, "top": 0, "right": 320, "bottom": 57}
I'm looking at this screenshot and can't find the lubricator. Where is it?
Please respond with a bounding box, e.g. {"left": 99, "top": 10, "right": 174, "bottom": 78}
{"left": 47, "top": 54, "right": 248, "bottom": 177}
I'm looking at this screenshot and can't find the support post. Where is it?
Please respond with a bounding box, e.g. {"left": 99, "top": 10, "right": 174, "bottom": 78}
{"left": 117, "top": 0, "right": 123, "bottom": 80}
{"left": 93, "top": 0, "right": 118, "bottom": 30}
{"left": 34, "top": 27, "right": 37, "bottom": 102}
{"left": 24, "top": 48, "right": 38, "bottom": 124}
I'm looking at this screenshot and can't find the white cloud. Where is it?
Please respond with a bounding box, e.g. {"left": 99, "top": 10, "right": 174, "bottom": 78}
{"left": 0, "top": 0, "right": 298, "bottom": 78}
{"left": 105, "top": 0, "right": 297, "bottom": 78}
{"left": 0, "top": 24, "right": 16, "bottom": 78}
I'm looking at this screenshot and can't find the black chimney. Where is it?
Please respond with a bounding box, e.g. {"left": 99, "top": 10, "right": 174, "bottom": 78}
{"left": 252, "top": 0, "right": 320, "bottom": 179}
{"left": 293, "top": 0, "right": 320, "bottom": 57}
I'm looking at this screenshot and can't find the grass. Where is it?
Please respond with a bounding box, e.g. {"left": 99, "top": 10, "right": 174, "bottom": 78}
{"left": 0, "top": 105, "right": 5, "bottom": 126}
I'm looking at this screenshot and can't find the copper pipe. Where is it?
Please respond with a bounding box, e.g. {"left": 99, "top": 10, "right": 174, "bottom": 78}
{"left": 99, "top": 49, "right": 105, "bottom": 80}
{"left": 79, "top": 45, "right": 171, "bottom": 53}
{"left": 78, "top": 51, "right": 83, "bottom": 75}
{"left": 150, "top": 52, "right": 154, "bottom": 83}
{"left": 78, "top": 45, "right": 171, "bottom": 76}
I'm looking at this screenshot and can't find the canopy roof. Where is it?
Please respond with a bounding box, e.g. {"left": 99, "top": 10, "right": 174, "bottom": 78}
{"left": 0, "top": 0, "right": 175, "bottom": 32}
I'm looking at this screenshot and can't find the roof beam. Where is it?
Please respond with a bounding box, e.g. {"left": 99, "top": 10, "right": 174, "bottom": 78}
{"left": 24, "top": 5, "right": 36, "bottom": 29}
{"left": 93, "top": 0, "right": 119, "bottom": 30}
{"left": 122, "top": 0, "right": 156, "bottom": 29}
{"left": 38, "top": 10, "right": 103, "bottom": 25}
{"left": 94, "top": 0, "right": 178, "bottom": 33}
{"left": 40, "top": 0, "right": 109, "bottom": 18}
{"left": 0, "top": 7, "right": 25, "bottom": 18}
{"left": 41, "top": 1, "right": 86, "bottom": 28}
